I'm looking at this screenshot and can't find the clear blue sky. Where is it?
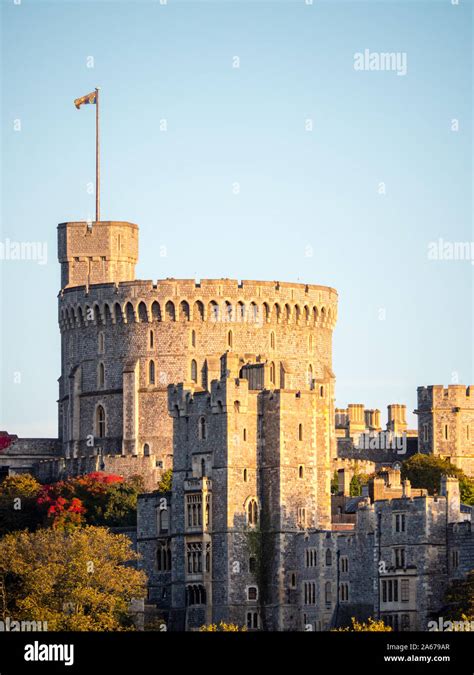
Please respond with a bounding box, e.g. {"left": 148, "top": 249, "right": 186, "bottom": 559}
{"left": 1, "top": 0, "right": 472, "bottom": 437}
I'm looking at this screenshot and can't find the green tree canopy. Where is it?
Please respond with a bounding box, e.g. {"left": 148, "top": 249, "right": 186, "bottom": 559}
{"left": 0, "top": 526, "right": 147, "bottom": 631}
{"left": 401, "top": 454, "right": 474, "bottom": 505}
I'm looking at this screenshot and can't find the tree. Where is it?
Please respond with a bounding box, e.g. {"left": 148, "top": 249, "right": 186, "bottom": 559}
{"left": 443, "top": 570, "right": 474, "bottom": 621}
{"left": 157, "top": 469, "right": 172, "bottom": 493}
{"left": 199, "top": 621, "right": 247, "bottom": 632}
{"left": 37, "top": 472, "right": 144, "bottom": 528}
{"left": 0, "top": 526, "right": 147, "bottom": 631}
{"left": 350, "top": 472, "right": 371, "bottom": 497}
{"left": 0, "top": 474, "right": 42, "bottom": 535}
{"left": 333, "top": 617, "right": 392, "bottom": 632}
{"left": 401, "top": 454, "right": 474, "bottom": 505}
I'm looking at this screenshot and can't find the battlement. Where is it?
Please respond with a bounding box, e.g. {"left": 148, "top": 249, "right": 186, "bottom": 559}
{"left": 58, "top": 221, "right": 139, "bottom": 289}
{"left": 417, "top": 385, "right": 473, "bottom": 408}
{"left": 58, "top": 278, "right": 338, "bottom": 332}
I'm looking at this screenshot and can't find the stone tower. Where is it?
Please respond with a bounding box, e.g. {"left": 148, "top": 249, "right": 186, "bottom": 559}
{"left": 57, "top": 220, "right": 338, "bottom": 490}
{"left": 58, "top": 220, "right": 138, "bottom": 289}
{"left": 167, "top": 351, "right": 335, "bottom": 631}
{"left": 416, "top": 385, "right": 474, "bottom": 478}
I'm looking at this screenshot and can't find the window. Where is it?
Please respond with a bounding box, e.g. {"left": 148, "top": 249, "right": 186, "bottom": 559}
{"left": 451, "top": 549, "right": 459, "bottom": 569}
{"left": 149, "top": 330, "right": 154, "bottom": 349}
{"left": 290, "top": 573, "right": 296, "bottom": 589}
{"left": 305, "top": 548, "right": 317, "bottom": 567}
{"left": 247, "top": 499, "right": 259, "bottom": 526}
{"left": 324, "top": 581, "right": 332, "bottom": 605}
{"left": 298, "top": 465, "right": 304, "bottom": 479}
{"left": 444, "top": 424, "right": 449, "bottom": 440}
{"left": 304, "top": 582, "right": 316, "bottom": 605}
{"left": 149, "top": 360, "right": 155, "bottom": 385}
{"left": 186, "top": 585, "right": 206, "bottom": 606}
{"left": 159, "top": 509, "right": 169, "bottom": 533}
{"left": 297, "top": 507, "right": 306, "bottom": 528}
{"left": 423, "top": 423, "right": 429, "bottom": 442}
{"left": 243, "top": 468, "right": 248, "bottom": 482}
{"left": 401, "top": 614, "right": 410, "bottom": 631}
{"left": 382, "top": 579, "right": 399, "bottom": 603}
{"left": 143, "top": 443, "right": 150, "bottom": 457}
{"left": 340, "top": 556, "right": 349, "bottom": 573}
{"left": 307, "top": 365, "right": 314, "bottom": 389}
{"left": 243, "top": 428, "right": 247, "bottom": 441}
{"left": 227, "top": 330, "right": 233, "bottom": 348}
{"left": 191, "top": 359, "right": 197, "bottom": 383}
{"left": 401, "top": 578, "right": 410, "bottom": 602}
{"left": 339, "top": 583, "right": 349, "bottom": 602}
{"left": 96, "top": 405, "right": 106, "bottom": 438}
{"left": 247, "top": 586, "right": 258, "bottom": 601}
{"left": 270, "top": 331, "right": 275, "bottom": 350}
{"left": 186, "top": 542, "right": 202, "bottom": 574}
{"left": 201, "top": 458, "right": 206, "bottom": 477}
{"left": 269, "top": 362, "right": 276, "bottom": 385}
{"left": 209, "top": 301, "right": 219, "bottom": 322}
{"left": 156, "top": 542, "right": 171, "bottom": 572}
{"left": 325, "top": 549, "right": 332, "bottom": 566}
{"left": 199, "top": 417, "right": 207, "bottom": 440}
{"left": 246, "top": 612, "right": 259, "bottom": 630}
{"left": 186, "top": 494, "right": 202, "bottom": 528}
{"left": 98, "top": 331, "right": 105, "bottom": 354}
{"left": 249, "top": 556, "right": 257, "bottom": 573}
{"left": 320, "top": 385, "right": 324, "bottom": 397}
{"left": 98, "top": 362, "right": 105, "bottom": 388}
{"left": 394, "top": 514, "right": 406, "bottom": 533}
{"left": 394, "top": 548, "right": 406, "bottom": 569}
{"left": 298, "top": 424, "right": 303, "bottom": 441}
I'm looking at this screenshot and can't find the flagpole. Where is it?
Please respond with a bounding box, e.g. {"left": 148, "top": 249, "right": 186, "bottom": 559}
{"left": 95, "top": 87, "right": 100, "bottom": 222}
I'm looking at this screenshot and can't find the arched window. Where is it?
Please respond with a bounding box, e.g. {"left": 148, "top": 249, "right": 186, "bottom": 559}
{"left": 269, "top": 362, "right": 276, "bottom": 385}
{"left": 151, "top": 301, "right": 161, "bottom": 322}
{"left": 191, "top": 329, "right": 196, "bottom": 348}
{"left": 225, "top": 302, "right": 233, "bottom": 322}
{"left": 243, "top": 468, "right": 248, "bottom": 482}
{"left": 138, "top": 302, "right": 148, "bottom": 322}
{"left": 98, "top": 331, "right": 105, "bottom": 354}
{"left": 96, "top": 405, "right": 106, "bottom": 438}
{"left": 243, "top": 428, "right": 247, "bottom": 441}
{"left": 209, "top": 301, "right": 219, "bottom": 322}
{"left": 247, "top": 499, "right": 259, "bottom": 526}
{"left": 326, "top": 549, "right": 332, "bottom": 566}
{"left": 299, "top": 465, "right": 304, "bottom": 479}
{"left": 199, "top": 417, "right": 207, "bottom": 440}
{"left": 149, "top": 330, "right": 154, "bottom": 349}
{"left": 149, "top": 360, "right": 155, "bottom": 385}
{"left": 165, "top": 301, "right": 176, "bottom": 321}
{"left": 98, "top": 362, "right": 105, "bottom": 389}
{"left": 298, "top": 423, "right": 303, "bottom": 441}
{"left": 191, "top": 359, "right": 197, "bottom": 383}
{"left": 250, "top": 302, "right": 258, "bottom": 323}
{"left": 193, "top": 301, "right": 204, "bottom": 321}
{"left": 143, "top": 443, "right": 150, "bottom": 456}
{"left": 237, "top": 302, "right": 245, "bottom": 322}
{"left": 180, "top": 300, "right": 190, "bottom": 321}
{"left": 320, "top": 385, "right": 324, "bottom": 397}
{"left": 325, "top": 581, "right": 332, "bottom": 605}
{"left": 227, "top": 330, "right": 233, "bottom": 349}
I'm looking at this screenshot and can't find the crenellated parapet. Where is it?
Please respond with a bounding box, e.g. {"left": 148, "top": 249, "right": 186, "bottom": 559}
{"left": 58, "top": 278, "right": 338, "bottom": 332}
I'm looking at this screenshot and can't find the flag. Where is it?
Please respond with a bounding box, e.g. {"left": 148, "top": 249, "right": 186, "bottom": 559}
{"left": 74, "top": 91, "right": 97, "bottom": 109}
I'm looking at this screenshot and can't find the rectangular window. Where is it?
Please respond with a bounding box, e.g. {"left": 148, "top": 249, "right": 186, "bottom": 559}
{"left": 394, "top": 547, "right": 406, "bottom": 569}
{"left": 423, "top": 423, "right": 429, "bottom": 442}
{"left": 401, "top": 579, "right": 409, "bottom": 602}
{"left": 394, "top": 514, "right": 406, "bottom": 533}
{"left": 444, "top": 424, "right": 449, "bottom": 440}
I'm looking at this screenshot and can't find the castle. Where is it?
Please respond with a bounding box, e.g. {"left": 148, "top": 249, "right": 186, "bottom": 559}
{"left": 0, "top": 219, "right": 473, "bottom": 631}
